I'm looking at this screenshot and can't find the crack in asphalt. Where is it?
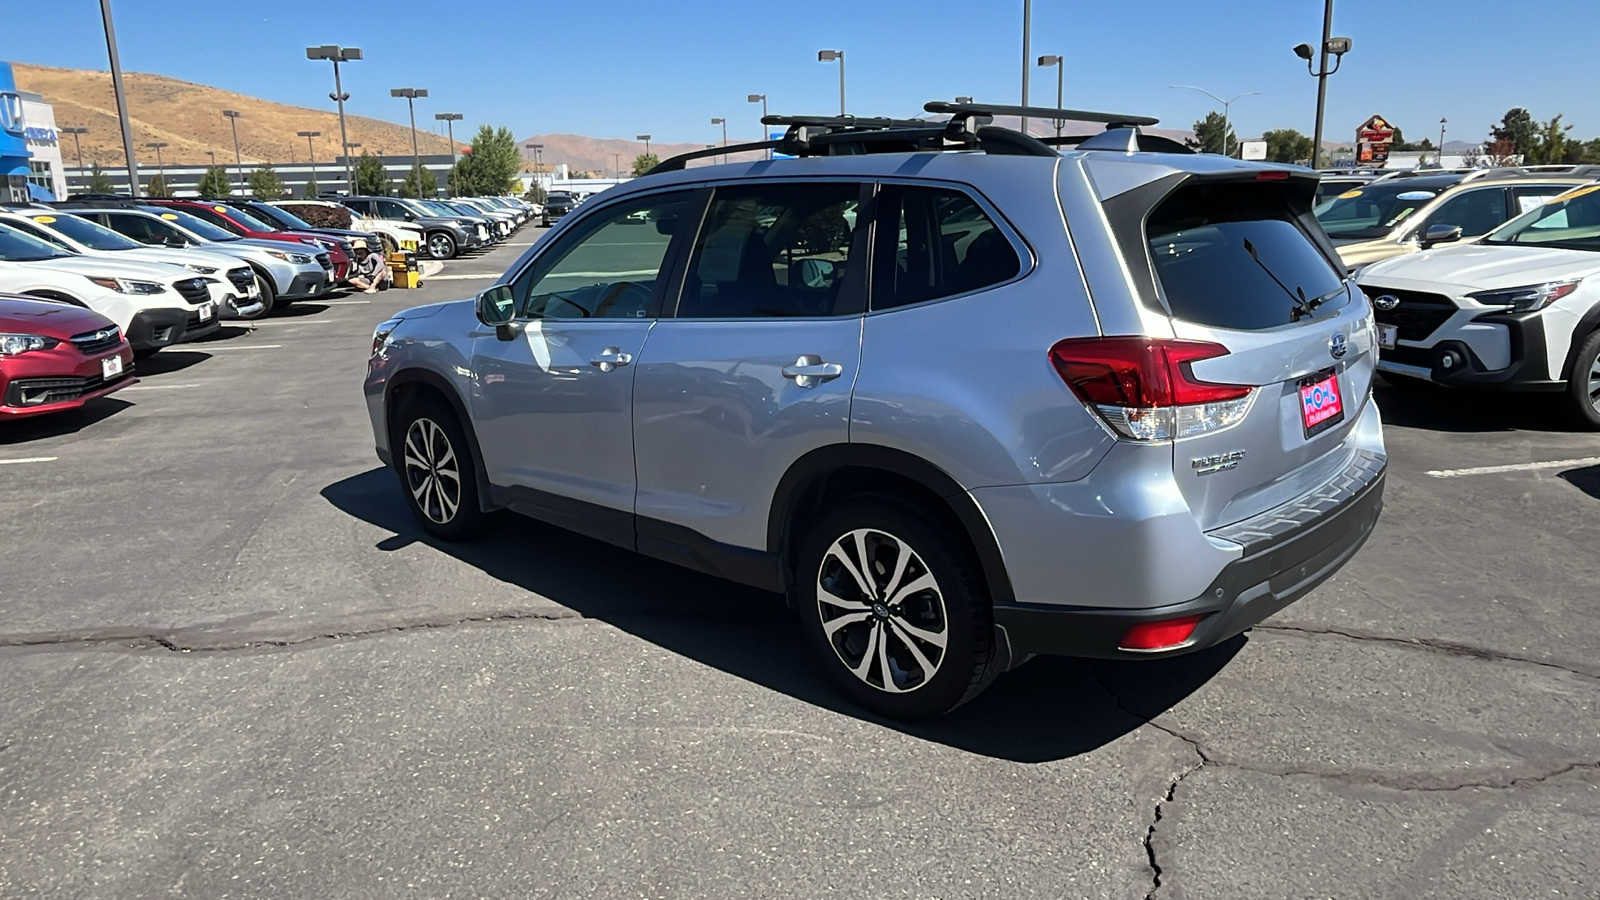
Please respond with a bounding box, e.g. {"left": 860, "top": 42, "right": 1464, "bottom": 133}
{"left": 0, "top": 609, "right": 586, "bottom": 655}
{"left": 1253, "top": 623, "right": 1600, "bottom": 680}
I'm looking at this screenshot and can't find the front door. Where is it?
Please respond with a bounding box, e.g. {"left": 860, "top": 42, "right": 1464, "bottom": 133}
{"left": 469, "top": 188, "right": 699, "bottom": 547}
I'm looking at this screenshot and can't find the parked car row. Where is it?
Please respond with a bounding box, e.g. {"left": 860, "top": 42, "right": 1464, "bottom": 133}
{"left": 335, "top": 196, "right": 535, "bottom": 260}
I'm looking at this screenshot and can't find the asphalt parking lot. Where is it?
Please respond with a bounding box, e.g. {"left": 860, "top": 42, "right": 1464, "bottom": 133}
{"left": 2, "top": 232, "right": 1598, "bottom": 899}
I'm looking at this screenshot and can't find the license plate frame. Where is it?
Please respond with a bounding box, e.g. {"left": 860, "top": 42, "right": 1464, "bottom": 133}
{"left": 198, "top": 302, "right": 214, "bottom": 322}
{"left": 101, "top": 354, "right": 124, "bottom": 381}
{"left": 1377, "top": 323, "right": 1398, "bottom": 350}
{"left": 1299, "top": 368, "right": 1345, "bottom": 438}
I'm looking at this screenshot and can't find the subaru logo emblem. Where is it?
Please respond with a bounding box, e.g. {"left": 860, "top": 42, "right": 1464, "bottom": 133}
{"left": 1372, "top": 294, "right": 1400, "bottom": 312}
{"left": 1329, "top": 333, "right": 1349, "bottom": 360}
{"left": 0, "top": 92, "right": 24, "bottom": 136}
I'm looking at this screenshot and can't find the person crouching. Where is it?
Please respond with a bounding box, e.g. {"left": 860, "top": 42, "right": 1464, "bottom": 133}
{"left": 348, "top": 241, "right": 392, "bottom": 294}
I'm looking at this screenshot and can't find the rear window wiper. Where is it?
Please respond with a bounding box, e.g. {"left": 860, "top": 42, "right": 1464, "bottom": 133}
{"left": 1243, "top": 238, "right": 1318, "bottom": 321}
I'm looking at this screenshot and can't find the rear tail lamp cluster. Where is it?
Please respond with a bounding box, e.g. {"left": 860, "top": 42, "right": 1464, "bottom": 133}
{"left": 1049, "top": 337, "right": 1255, "bottom": 441}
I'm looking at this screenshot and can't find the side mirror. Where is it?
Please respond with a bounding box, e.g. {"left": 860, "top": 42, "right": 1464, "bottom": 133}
{"left": 1422, "top": 224, "right": 1463, "bottom": 247}
{"left": 475, "top": 285, "right": 517, "bottom": 339}
{"left": 653, "top": 216, "right": 677, "bottom": 236}
{"left": 165, "top": 236, "right": 186, "bottom": 248}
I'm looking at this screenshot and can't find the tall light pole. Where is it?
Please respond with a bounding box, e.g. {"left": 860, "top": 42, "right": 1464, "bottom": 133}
{"left": 144, "top": 142, "right": 167, "bottom": 193}
{"left": 711, "top": 117, "right": 728, "bottom": 164}
{"left": 1020, "top": 0, "right": 1032, "bottom": 135}
{"left": 1438, "top": 117, "right": 1448, "bottom": 168}
{"left": 1170, "top": 85, "right": 1261, "bottom": 157}
{"left": 1037, "top": 55, "right": 1064, "bottom": 138}
{"left": 434, "top": 112, "right": 462, "bottom": 195}
{"left": 306, "top": 45, "right": 362, "bottom": 194}
{"left": 817, "top": 50, "right": 845, "bottom": 115}
{"left": 390, "top": 87, "right": 428, "bottom": 198}
{"left": 60, "top": 126, "right": 88, "bottom": 175}
{"left": 1293, "top": 0, "right": 1352, "bottom": 169}
{"left": 98, "top": 0, "right": 139, "bottom": 196}
{"left": 222, "top": 110, "right": 244, "bottom": 195}
{"left": 298, "top": 130, "right": 321, "bottom": 193}
{"left": 612, "top": 153, "right": 622, "bottom": 178}
{"left": 747, "top": 94, "right": 769, "bottom": 159}
{"left": 635, "top": 134, "right": 651, "bottom": 159}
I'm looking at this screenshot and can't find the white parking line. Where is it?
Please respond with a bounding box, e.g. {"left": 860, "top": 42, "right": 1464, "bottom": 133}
{"left": 428, "top": 274, "right": 499, "bottom": 281}
{"left": 202, "top": 344, "right": 282, "bottom": 350}
{"left": 0, "top": 457, "right": 56, "bottom": 465}
{"left": 319, "top": 299, "right": 372, "bottom": 305}
{"left": 1426, "top": 456, "right": 1600, "bottom": 478}
{"left": 121, "top": 383, "right": 202, "bottom": 391}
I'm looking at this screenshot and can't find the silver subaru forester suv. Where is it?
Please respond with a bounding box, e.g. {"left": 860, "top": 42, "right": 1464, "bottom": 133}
{"left": 365, "top": 103, "right": 1387, "bottom": 719}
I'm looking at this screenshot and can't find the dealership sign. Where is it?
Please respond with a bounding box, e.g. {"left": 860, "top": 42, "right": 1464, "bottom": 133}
{"left": 0, "top": 92, "right": 23, "bottom": 136}
{"left": 1355, "top": 114, "right": 1395, "bottom": 166}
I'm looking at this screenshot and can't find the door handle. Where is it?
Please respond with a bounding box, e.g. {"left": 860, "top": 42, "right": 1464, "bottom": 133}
{"left": 589, "top": 347, "right": 633, "bottom": 372}
{"left": 782, "top": 354, "right": 844, "bottom": 388}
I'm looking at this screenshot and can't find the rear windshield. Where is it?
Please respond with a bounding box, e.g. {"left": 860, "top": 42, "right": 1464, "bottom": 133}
{"left": 1147, "top": 181, "right": 1346, "bottom": 331}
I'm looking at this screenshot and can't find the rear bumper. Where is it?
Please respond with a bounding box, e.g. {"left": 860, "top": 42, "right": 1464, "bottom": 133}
{"left": 994, "top": 450, "right": 1386, "bottom": 660}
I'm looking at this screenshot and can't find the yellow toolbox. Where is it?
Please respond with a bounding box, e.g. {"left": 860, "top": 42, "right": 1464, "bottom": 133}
{"left": 387, "top": 251, "right": 421, "bottom": 288}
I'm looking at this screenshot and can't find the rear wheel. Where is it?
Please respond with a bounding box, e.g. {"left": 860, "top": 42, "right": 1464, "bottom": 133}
{"left": 426, "top": 231, "right": 456, "bottom": 260}
{"left": 391, "top": 393, "right": 487, "bottom": 540}
{"left": 796, "top": 494, "right": 998, "bottom": 719}
{"left": 1564, "top": 330, "right": 1600, "bottom": 430}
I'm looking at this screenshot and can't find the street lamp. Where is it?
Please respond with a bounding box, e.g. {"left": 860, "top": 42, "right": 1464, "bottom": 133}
{"left": 1439, "top": 117, "right": 1448, "bottom": 168}
{"left": 298, "top": 130, "right": 321, "bottom": 193}
{"left": 817, "top": 50, "right": 845, "bottom": 115}
{"left": 635, "top": 134, "right": 651, "bottom": 158}
{"left": 390, "top": 87, "right": 429, "bottom": 198}
{"left": 1020, "top": 0, "right": 1032, "bottom": 134}
{"left": 60, "top": 126, "right": 88, "bottom": 174}
{"left": 711, "top": 117, "right": 728, "bottom": 164}
{"left": 222, "top": 110, "right": 244, "bottom": 195}
{"left": 143, "top": 141, "right": 167, "bottom": 192}
{"left": 1037, "top": 55, "right": 1064, "bottom": 138}
{"left": 1169, "top": 85, "right": 1261, "bottom": 157}
{"left": 612, "top": 152, "right": 621, "bottom": 178}
{"left": 1292, "top": 0, "right": 1353, "bottom": 168}
{"left": 306, "top": 44, "right": 362, "bottom": 194}
{"left": 747, "top": 94, "right": 769, "bottom": 159}
{"left": 98, "top": 0, "right": 139, "bottom": 196}
{"left": 434, "top": 112, "right": 462, "bottom": 195}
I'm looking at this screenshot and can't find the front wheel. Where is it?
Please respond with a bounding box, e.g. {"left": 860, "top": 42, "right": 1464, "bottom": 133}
{"left": 426, "top": 231, "right": 457, "bottom": 260}
{"left": 796, "top": 495, "right": 999, "bottom": 719}
{"left": 391, "top": 394, "right": 488, "bottom": 540}
{"left": 1565, "top": 330, "right": 1600, "bottom": 429}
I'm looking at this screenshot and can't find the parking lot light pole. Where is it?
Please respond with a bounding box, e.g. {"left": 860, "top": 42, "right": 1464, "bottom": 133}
{"left": 1037, "top": 55, "right": 1064, "bottom": 138}
{"left": 635, "top": 135, "right": 650, "bottom": 159}
{"left": 60, "top": 126, "right": 88, "bottom": 176}
{"left": 1439, "top": 117, "right": 1448, "bottom": 167}
{"left": 98, "top": 0, "right": 139, "bottom": 196}
{"left": 305, "top": 45, "right": 362, "bottom": 194}
{"left": 817, "top": 51, "right": 845, "bottom": 115}
{"left": 143, "top": 142, "right": 167, "bottom": 190}
{"left": 1020, "top": 0, "right": 1031, "bottom": 134}
{"left": 390, "top": 88, "right": 429, "bottom": 199}
{"left": 434, "top": 112, "right": 462, "bottom": 195}
{"left": 1170, "top": 85, "right": 1260, "bottom": 157}
{"left": 222, "top": 110, "right": 243, "bottom": 195}
{"left": 297, "top": 130, "right": 321, "bottom": 192}
{"left": 711, "top": 118, "right": 728, "bottom": 164}
{"left": 747, "top": 94, "right": 768, "bottom": 159}
{"left": 1292, "top": 0, "right": 1352, "bottom": 169}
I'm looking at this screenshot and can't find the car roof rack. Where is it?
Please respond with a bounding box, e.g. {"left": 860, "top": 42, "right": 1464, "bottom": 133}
{"left": 646, "top": 100, "right": 1167, "bottom": 174}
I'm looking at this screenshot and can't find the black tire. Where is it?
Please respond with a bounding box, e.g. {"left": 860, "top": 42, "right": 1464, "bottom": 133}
{"left": 1564, "top": 330, "right": 1600, "bottom": 430}
{"left": 541, "top": 217, "right": 550, "bottom": 228}
{"left": 390, "top": 393, "right": 488, "bottom": 540}
{"left": 425, "top": 231, "right": 457, "bottom": 260}
{"left": 251, "top": 273, "right": 279, "bottom": 316}
{"left": 796, "top": 494, "right": 999, "bottom": 719}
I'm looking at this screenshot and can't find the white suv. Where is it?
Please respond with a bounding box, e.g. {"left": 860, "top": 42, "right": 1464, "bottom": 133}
{"left": 1358, "top": 183, "right": 1600, "bottom": 425}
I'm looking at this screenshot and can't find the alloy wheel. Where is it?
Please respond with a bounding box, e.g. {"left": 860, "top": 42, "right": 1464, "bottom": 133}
{"left": 1588, "top": 355, "right": 1600, "bottom": 412}
{"left": 402, "top": 417, "right": 461, "bottom": 524}
{"left": 427, "top": 233, "right": 454, "bottom": 259}
{"left": 815, "top": 528, "right": 949, "bottom": 694}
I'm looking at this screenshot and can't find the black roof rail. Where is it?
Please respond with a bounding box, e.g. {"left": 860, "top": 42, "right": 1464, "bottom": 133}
{"left": 51, "top": 198, "right": 144, "bottom": 210}
{"left": 923, "top": 101, "right": 1159, "bottom": 128}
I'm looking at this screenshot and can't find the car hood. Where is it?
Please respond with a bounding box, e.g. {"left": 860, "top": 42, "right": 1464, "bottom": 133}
{"left": 1336, "top": 237, "right": 1410, "bottom": 268}
{"left": 0, "top": 293, "right": 119, "bottom": 338}
{"left": 10, "top": 254, "right": 191, "bottom": 282}
{"left": 394, "top": 298, "right": 467, "bottom": 320}
{"left": 1358, "top": 243, "right": 1600, "bottom": 293}
{"left": 110, "top": 247, "right": 245, "bottom": 271}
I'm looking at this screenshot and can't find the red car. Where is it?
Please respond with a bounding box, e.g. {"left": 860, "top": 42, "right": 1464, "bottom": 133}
{"left": 143, "top": 199, "right": 354, "bottom": 283}
{"left": 0, "top": 293, "right": 137, "bottom": 419}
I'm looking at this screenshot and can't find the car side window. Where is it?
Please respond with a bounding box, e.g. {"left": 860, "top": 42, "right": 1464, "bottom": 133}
{"left": 1511, "top": 186, "right": 1572, "bottom": 216}
{"left": 1422, "top": 188, "right": 1509, "bottom": 237}
{"left": 509, "top": 190, "right": 695, "bottom": 320}
{"left": 106, "top": 213, "right": 158, "bottom": 243}
{"left": 677, "top": 182, "right": 862, "bottom": 319}
{"left": 872, "top": 184, "right": 1021, "bottom": 310}
{"left": 183, "top": 206, "right": 242, "bottom": 233}
{"left": 377, "top": 200, "right": 410, "bottom": 219}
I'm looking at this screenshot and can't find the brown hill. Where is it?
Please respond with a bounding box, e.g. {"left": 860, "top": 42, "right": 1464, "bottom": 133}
{"left": 518, "top": 133, "right": 751, "bottom": 177}
{"left": 12, "top": 62, "right": 460, "bottom": 168}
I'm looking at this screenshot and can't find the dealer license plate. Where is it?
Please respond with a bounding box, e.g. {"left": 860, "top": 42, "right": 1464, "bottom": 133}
{"left": 1299, "top": 370, "right": 1345, "bottom": 437}
{"left": 198, "top": 302, "right": 214, "bottom": 321}
{"left": 246, "top": 284, "right": 260, "bottom": 298}
{"left": 1377, "top": 324, "right": 1397, "bottom": 350}
{"left": 101, "top": 355, "right": 124, "bottom": 380}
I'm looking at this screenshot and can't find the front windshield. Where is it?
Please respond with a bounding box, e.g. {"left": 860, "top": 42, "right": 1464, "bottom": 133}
{"left": 1314, "top": 182, "right": 1449, "bottom": 241}
{"left": 0, "top": 223, "right": 74, "bottom": 261}
{"left": 221, "top": 206, "right": 281, "bottom": 232}
{"left": 420, "top": 201, "right": 464, "bottom": 217}
{"left": 146, "top": 208, "right": 237, "bottom": 241}
{"left": 252, "top": 204, "right": 315, "bottom": 231}
{"left": 1483, "top": 185, "right": 1600, "bottom": 252}
{"left": 395, "top": 199, "right": 435, "bottom": 218}
{"left": 30, "top": 213, "right": 142, "bottom": 251}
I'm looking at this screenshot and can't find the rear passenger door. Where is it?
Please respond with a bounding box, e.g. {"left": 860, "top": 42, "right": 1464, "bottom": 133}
{"left": 631, "top": 181, "right": 870, "bottom": 555}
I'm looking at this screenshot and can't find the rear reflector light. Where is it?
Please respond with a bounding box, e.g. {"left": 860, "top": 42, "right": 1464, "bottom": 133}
{"left": 1120, "top": 615, "right": 1206, "bottom": 651}
{"left": 1049, "top": 337, "right": 1255, "bottom": 441}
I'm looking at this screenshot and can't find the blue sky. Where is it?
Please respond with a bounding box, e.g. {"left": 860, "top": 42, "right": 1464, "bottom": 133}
{"left": 2, "top": 0, "right": 1595, "bottom": 146}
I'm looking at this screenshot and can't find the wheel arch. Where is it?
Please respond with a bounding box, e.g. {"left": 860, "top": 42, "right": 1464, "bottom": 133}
{"left": 1559, "top": 302, "right": 1600, "bottom": 380}
{"left": 385, "top": 367, "right": 496, "bottom": 513}
{"left": 768, "top": 444, "right": 1015, "bottom": 606}
{"left": 21, "top": 289, "right": 86, "bottom": 307}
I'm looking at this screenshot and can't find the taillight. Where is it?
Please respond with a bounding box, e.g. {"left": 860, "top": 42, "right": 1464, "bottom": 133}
{"left": 1049, "top": 337, "right": 1255, "bottom": 441}
{"left": 1120, "top": 615, "right": 1206, "bottom": 651}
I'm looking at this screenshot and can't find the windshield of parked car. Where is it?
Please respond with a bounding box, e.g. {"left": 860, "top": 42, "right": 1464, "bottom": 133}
{"left": 1482, "top": 185, "right": 1600, "bottom": 251}
{"left": 146, "top": 208, "right": 238, "bottom": 241}
{"left": 420, "top": 201, "right": 466, "bottom": 217}
{"left": 222, "top": 207, "right": 281, "bottom": 232}
{"left": 28, "top": 213, "right": 143, "bottom": 251}
{"left": 1314, "top": 181, "right": 1450, "bottom": 241}
{"left": 0, "top": 223, "right": 74, "bottom": 261}
{"left": 547, "top": 194, "right": 573, "bottom": 204}
{"left": 251, "top": 205, "right": 316, "bottom": 231}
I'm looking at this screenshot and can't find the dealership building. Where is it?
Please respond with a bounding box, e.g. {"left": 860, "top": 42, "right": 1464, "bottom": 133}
{"left": 0, "top": 61, "right": 66, "bottom": 201}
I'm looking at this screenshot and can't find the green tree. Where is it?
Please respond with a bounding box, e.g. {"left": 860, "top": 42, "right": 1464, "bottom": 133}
{"left": 302, "top": 179, "right": 321, "bottom": 199}
{"left": 1186, "top": 111, "right": 1236, "bottom": 156}
{"left": 1529, "top": 114, "right": 1574, "bottom": 164}
{"left": 1490, "top": 108, "right": 1540, "bottom": 160}
{"left": 630, "top": 153, "right": 660, "bottom": 176}
{"left": 397, "top": 165, "right": 438, "bottom": 199}
{"left": 144, "top": 173, "right": 172, "bottom": 197}
{"left": 523, "top": 181, "right": 547, "bottom": 204}
{"left": 1261, "top": 128, "right": 1316, "bottom": 164}
{"left": 196, "top": 165, "right": 233, "bottom": 197}
{"left": 447, "top": 125, "right": 522, "bottom": 195}
{"left": 85, "top": 163, "right": 118, "bottom": 195}
{"left": 247, "top": 164, "right": 286, "bottom": 199}
{"left": 1581, "top": 139, "right": 1600, "bottom": 164}
{"left": 355, "top": 153, "right": 392, "bottom": 196}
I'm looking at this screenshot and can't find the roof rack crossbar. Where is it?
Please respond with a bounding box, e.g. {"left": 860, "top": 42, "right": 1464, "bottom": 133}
{"left": 924, "top": 101, "right": 1158, "bottom": 128}
{"left": 646, "top": 139, "right": 785, "bottom": 174}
